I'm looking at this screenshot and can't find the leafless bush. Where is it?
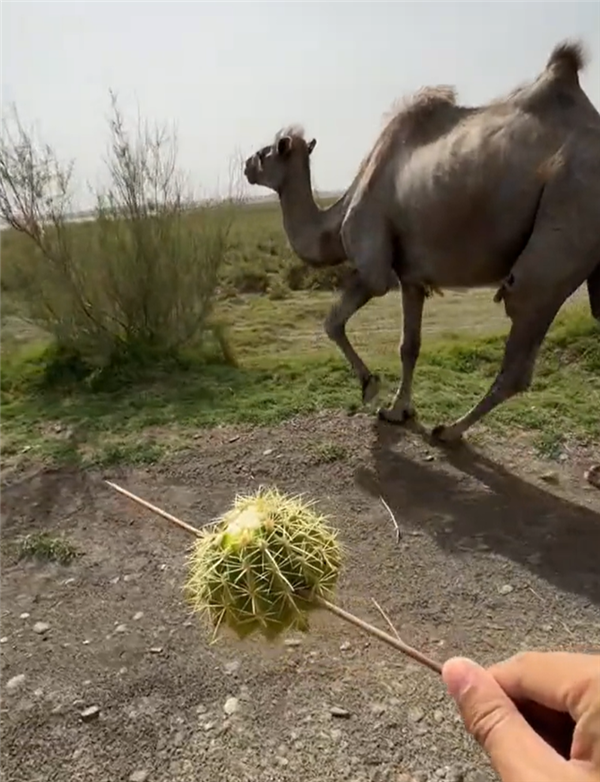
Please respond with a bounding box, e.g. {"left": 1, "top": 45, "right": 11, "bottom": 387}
{"left": 0, "top": 94, "right": 242, "bottom": 376}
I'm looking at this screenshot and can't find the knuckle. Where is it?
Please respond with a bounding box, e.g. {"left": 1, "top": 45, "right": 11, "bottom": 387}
{"left": 467, "top": 698, "right": 510, "bottom": 745}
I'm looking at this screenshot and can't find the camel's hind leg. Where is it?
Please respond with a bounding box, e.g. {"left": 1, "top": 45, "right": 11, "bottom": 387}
{"left": 432, "top": 299, "right": 560, "bottom": 442}
{"left": 378, "top": 283, "right": 426, "bottom": 423}
{"left": 324, "top": 271, "right": 380, "bottom": 404}
{"left": 588, "top": 263, "right": 600, "bottom": 322}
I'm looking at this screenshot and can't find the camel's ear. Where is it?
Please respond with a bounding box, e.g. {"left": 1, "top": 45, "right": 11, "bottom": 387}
{"left": 307, "top": 138, "right": 317, "bottom": 155}
{"left": 276, "top": 136, "right": 293, "bottom": 157}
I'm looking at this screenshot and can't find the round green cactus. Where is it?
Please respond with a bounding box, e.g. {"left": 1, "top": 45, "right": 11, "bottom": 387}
{"left": 184, "top": 487, "right": 343, "bottom": 641}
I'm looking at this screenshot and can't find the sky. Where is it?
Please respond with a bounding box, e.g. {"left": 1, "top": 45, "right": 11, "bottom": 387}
{"left": 2, "top": 1, "right": 600, "bottom": 209}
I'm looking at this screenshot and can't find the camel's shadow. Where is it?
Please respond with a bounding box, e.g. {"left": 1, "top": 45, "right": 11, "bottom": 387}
{"left": 355, "top": 420, "right": 600, "bottom": 607}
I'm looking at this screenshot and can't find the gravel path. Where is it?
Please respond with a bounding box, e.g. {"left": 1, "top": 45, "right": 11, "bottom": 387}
{"left": 2, "top": 413, "right": 599, "bottom": 782}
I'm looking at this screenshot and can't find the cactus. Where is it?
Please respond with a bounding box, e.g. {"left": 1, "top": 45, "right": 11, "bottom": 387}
{"left": 184, "top": 487, "right": 343, "bottom": 641}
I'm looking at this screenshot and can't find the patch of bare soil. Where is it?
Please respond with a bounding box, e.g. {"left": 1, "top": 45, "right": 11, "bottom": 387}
{"left": 2, "top": 413, "right": 599, "bottom": 782}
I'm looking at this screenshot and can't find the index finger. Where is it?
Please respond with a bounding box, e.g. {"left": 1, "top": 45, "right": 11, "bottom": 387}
{"left": 488, "top": 652, "right": 600, "bottom": 721}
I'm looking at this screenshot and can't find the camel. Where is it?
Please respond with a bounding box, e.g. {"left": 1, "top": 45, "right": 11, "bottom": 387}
{"left": 244, "top": 41, "right": 600, "bottom": 441}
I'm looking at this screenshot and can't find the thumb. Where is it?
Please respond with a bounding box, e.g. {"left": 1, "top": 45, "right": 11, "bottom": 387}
{"left": 442, "top": 657, "right": 564, "bottom": 782}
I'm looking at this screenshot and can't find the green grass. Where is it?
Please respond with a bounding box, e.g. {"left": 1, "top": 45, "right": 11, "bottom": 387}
{"left": 2, "top": 292, "right": 597, "bottom": 467}
{"left": 1, "top": 200, "right": 598, "bottom": 468}
{"left": 16, "top": 532, "right": 79, "bottom": 565}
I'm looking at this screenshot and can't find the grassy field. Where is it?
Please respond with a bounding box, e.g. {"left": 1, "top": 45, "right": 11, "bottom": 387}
{"left": 1, "top": 200, "right": 599, "bottom": 469}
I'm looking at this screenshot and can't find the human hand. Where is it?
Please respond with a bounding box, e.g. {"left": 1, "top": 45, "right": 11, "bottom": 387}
{"left": 442, "top": 651, "right": 600, "bottom": 782}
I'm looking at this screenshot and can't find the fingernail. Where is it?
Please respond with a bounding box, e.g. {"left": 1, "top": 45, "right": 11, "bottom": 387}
{"left": 442, "top": 657, "right": 481, "bottom": 700}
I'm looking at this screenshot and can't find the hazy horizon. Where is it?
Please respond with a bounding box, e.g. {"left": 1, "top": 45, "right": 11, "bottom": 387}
{"left": 3, "top": 2, "right": 600, "bottom": 211}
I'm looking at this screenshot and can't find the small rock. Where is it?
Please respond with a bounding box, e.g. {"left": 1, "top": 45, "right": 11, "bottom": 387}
{"left": 129, "top": 772, "right": 149, "bottom": 782}
{"left": 133, "top": 612, "right": 144, "bottom": 621}
{"left": 0, "top": 637, "right": 8, "bottom": 644}
{"left": 203, "top": 721, "right": 215, "bottom": 731}
{"left": 371, "top": 703, "right": 386, "bottom": 716}
{"left": 82, "top": 639, "right": 91, "bottom": 645}
{"left": 540, "top": 471, "right": 559, "bottom": 485}
{"left": 263, "top": 448, "right": 273, "bottom": 456}
{"left": 541, "top": 623, "right": 553, "bottom": 632}
{"left": 330, "top": 706, "right": 351, "bottom": 718}
{"left": 80, "top": 705, "right": 100, "bottom": 722}
{"left": 423, "top": 454, "right": 435, "bottom": 462}
{"left": 284, "top": 638, "right": 301, "bottom": 647}
{"left": 19, "top": 613, "right": 30, "bottom": 619}
{"left": 150, "top": 647, "right": 163, "bottom": 654}
{"left": 114, "top": 624, "right": 127, "bottom": 634}
{"left": 465, "top": 771, "right": 489, "bottom": 782}
{"left": 63, "top": 578, "right": 76, "bottom": 586}
{"left": 339, "top": 641, "right": 351, "bottom": 651}
{"left": 5, "top": 674, "right": 26, "bottom": 692}
{"left": 223, "top": 697, "right": 239, "bottom": 715}
{"left": 499, "top": 584, "right": 514, "bottom": 595}
{"left": 33, "top": 621, "right": 50, "bottom": 635}
{"left": 223, "top": 660, "right": 240, "bottom": 675}
{"left": 433, "top": 709, "right": 444, "bottom": 724}
{"left": 408, "top": 706, "right": 424, "bottom": 723}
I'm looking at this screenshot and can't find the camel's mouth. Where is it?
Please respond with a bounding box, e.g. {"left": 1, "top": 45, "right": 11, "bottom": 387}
{"left": 244, "top": 158, "right": 259, "bottom": 185}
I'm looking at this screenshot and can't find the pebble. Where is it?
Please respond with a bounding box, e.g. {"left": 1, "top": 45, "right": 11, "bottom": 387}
{"left": 408, "top": 706, "right": 424, "bottom": 723}
{"left": 133, "top": 612, "right": 144, "bottom": 621}
{"left": 223, "top": 697, "right": 239, "bottom": 715}
{"left": 263, "top": 448, "right": 273, "bottom": 456}
{"left": 540, "top": 471, "right": 559, "bottom": 484}
{"left": 330, "top": 706, "right": 351, "bottom": 718}
{"left": 114, "top": 624, "right": 127, "bottom": 634}
{"left": 150, "top": 647, "right": 163, "bottom": 654}
{"left": 129, "top": 772, "right": 149, "bottom": 782}
{"left": 433, "top": 709, "right": 444, "bottom": 724}
{"left": 339, "top": 641, "right": 351, "bottom": 651}
{"left": 223, "top": 660, "right": 240, "bottom": 675}
{"left": 0, "top": 637, "right": 8, "bottom": 644}
{"left": 423, "top": 454, "right": 435, "bottom": 462}
{"left": 33, "top": 622, "right": 50, "bottom": 635}
{"left": 80, "top": 705, "right": 101, "bottom": 722}
{"left": 465, "top": 771, "right": 488, "bottom": 782}
{"left": 5, "top": 674, "right": 26, "bottom": 692}
{"left": 498, "top": 584, "right": 514, "bottom": 595}
{"left": 19, "top": 613, "right": 30, "bottom": 619}
{"left": 284, "top": 638, "right": 301, "bottom": 647}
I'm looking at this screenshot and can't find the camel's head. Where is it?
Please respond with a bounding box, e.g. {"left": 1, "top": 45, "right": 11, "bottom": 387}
{"left": 244, "top": 128, "right": 317, "bottom": 193}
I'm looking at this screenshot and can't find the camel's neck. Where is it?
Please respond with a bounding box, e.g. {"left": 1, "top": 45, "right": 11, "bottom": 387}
{"left": 278, "top": 159, "right": 352, "bottom": 266}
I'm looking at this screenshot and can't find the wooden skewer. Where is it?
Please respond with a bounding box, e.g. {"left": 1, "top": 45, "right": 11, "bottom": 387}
{"left": 105, "top": 480, "right": 443, "bottom": 675}
{"left": 105, "top": 480, "right": 202, "bottom": 538}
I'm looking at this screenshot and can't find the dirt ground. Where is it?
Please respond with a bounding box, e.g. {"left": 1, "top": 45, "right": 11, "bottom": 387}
{"left": 2, "top": 412, "right": 600, "bottom": 782}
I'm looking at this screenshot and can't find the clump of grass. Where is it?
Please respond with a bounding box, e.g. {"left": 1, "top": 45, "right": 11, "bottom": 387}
{"left": 533, "top": 431, "right": 565, "bottom": 461}
{"left": 17, "top": 532, "right": 79, "bottom": 565}
{"left": 311, "top": 442, "right": 348, "bottom": 464}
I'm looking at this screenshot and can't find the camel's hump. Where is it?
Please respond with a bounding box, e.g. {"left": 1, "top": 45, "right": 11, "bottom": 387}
{"left": 546, "top": 40, "right": 588, "bottom": 75}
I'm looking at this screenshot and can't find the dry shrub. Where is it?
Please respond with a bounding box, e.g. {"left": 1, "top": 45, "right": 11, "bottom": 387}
{"left": 0, "top": 94, "right": 242, "bottom": 383}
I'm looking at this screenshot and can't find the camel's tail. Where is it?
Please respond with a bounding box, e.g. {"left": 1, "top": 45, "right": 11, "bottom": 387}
{"left": 546, "top": 40, "right": 588, "bottom": 78}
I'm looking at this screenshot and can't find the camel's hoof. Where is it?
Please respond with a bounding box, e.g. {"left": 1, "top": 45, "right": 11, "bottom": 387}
{"left": 377, "top": 407, "right": 415, "bottom": 425}
{"left": 585, "top": 464, "right": 600, "bottom": 489}
{"left": 361, "top": 373, "right": 381, "bottom": 405}
{"left": 431, "top": 424, "right": 463, "bottom": 444}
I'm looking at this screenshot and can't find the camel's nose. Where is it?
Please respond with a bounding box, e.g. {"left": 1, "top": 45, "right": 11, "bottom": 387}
{"left": 244, "top": 157, "right": 257, "bottom": 184}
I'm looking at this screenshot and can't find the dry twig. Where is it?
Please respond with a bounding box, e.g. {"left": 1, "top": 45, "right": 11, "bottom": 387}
{"left": 379, "top": 495, "right": 401, "bottom": 543}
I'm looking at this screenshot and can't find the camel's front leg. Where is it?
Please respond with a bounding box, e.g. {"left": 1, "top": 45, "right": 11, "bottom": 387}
{"left": 378, "top": 283, "right": 425, "bottom": 424}
{"left": 324, "top": 273, "right": 379, "bottom": 404}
